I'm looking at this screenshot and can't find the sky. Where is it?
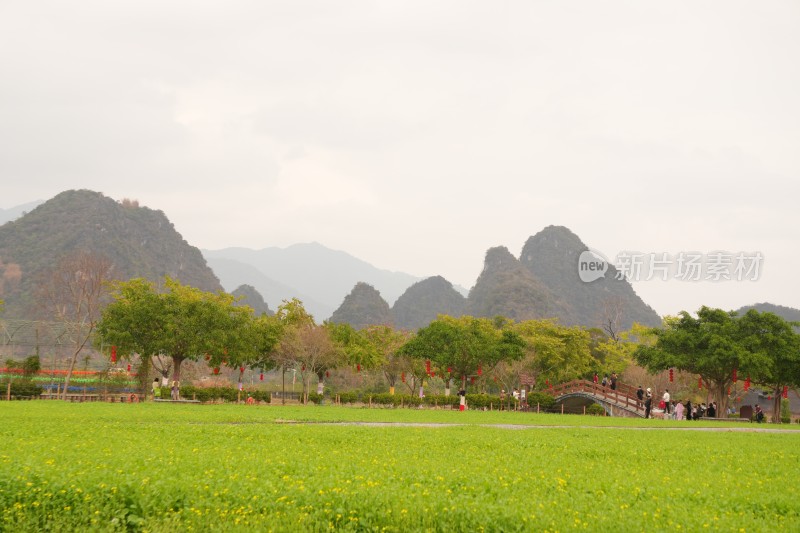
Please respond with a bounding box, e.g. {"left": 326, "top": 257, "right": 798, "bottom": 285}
{"left": 2, "top": 1, "right": 799, "bottom": 317}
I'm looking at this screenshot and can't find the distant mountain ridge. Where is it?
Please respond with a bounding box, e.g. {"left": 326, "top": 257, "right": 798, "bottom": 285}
{"left": 203, "top": 244, "right": 423, "bottom": 321}
{"left": 736, "top": 302, "right": 800, "bottom": 324}
{"left": 0, "top": 200, "right": 44, "bottom": 226}
{"left": 0, "top": 190, "right": 221, "bottom": 319}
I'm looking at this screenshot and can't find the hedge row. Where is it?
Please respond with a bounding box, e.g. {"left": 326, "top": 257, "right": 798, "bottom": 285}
{"left": 329, "top": 391, "right": 556, "bottom": 409}
{"left": 0, "top": 379, "right": 44, "bottom": 398}
{"left": 147, "top": 386, "right": 558, "bottom": 409}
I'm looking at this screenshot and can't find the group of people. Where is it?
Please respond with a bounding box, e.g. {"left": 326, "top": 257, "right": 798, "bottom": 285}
{"left": 152, "top": 377, "right": 180, "bottom": 400}
{"left": 593, "top": 372, "right": 618, "bottom": 391}
{"left": 636, "top": 384, "right": 720, "bottom": 420}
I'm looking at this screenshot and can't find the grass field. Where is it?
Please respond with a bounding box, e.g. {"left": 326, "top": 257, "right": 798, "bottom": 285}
{"left": 1, "top": 402, "right": 799, "bottom": 532}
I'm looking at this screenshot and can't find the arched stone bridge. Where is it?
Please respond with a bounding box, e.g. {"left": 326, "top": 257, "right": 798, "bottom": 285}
{"left": 547, "top": 380, "right": 646, "bottom": 418}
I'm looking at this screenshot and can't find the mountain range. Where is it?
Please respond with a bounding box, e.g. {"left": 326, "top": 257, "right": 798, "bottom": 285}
{"left": 3, "top": 190, "right": 796, "bottom": 334}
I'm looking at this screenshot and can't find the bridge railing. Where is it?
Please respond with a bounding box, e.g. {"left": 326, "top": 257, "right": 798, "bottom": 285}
{"left": 547, "top": 379, "right": 644, "bottom": 414}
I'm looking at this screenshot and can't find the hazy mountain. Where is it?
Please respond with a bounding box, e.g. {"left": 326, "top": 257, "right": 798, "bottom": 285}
{"left": 392, "top": 275, "right": 467, "bottom": 330}
{"left": 0, "top": 190, "right": 221, "bottom": 319}
{"left": 203, "top": 243, "right": 421, "bottom": 320}
{"left": 467, "top": 246, "right": 565, "bottom": 321}
{"left": 520, "top": 225, "right": 661, "bottom": 330}
{"left": 205, "top": 256, "right": 332, "bottom": 320}
{"left": 736, "top": 302, "right": 800, "bottom": 324}
{"left": 231, "top": 284, "right": 273, "bottom": 316}
{"left": 0, "top": 200, "right": 44, "bottom": 226}
{"left": 329, "top": 282, "right": 393, "bottom": 329}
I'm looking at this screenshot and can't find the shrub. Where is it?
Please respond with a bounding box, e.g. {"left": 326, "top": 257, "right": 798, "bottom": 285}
{"left": 586, "top": 404, "right": 606, "bottom": 416}
{"left": 781, "top": 398, "right": 791, "bottom": 424}
{"left": 2, "top": 379, "right": 43, "bottom": 398}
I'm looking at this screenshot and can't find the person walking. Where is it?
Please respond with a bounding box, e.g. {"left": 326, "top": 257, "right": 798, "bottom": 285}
{"left": 610, "top": 373, "right": 618, "bottom": 391}
{"left": 152, "top": 378, "right": 161, "bottom": 401}
{"left": 593, "top": 373, "right": 599, "bottom": 385}
{"left": 662, "top": 389, "right": 671, "bottom": 414}
{"left": 675, "top": 400, "right": 684, "bottom": 420}
{"left": 458, "top": 388, "right": 467, "bottom": 411}
{"left": 644, "top": 388, "right": 652, "bottom": 419}
{"left": 685, "top": 400, "right": 693, "bottom": 421}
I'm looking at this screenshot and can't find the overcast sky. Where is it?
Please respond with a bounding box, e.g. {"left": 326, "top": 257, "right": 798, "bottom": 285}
{"left": 2, "top": 1, "right": 799, "bottom": 317}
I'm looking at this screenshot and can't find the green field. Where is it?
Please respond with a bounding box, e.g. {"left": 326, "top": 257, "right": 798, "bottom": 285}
{"left": 1, "top": 403, "right": 799, "bottom": 532}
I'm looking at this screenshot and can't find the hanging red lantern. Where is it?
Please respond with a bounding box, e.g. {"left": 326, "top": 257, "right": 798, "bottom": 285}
{"left": 545, "top": 379, "right": 549, "bottom": 387}
{"left": 431, "top": 372, "right": 436, "bottom": 378}
{"left": 127, "top": 364, "right": 131, "bottom": 372}
{"left": 357, "top": 364, "right": 361, "bottom": 372}
{"left": 213, "top": 367, "right": 220, "bottom": 375}
{"left": 783, "top": 386, "right": 789, "bottom": 399}
{"left": 401, "top": 372, "right": 406, "bottom": 383}
{"left": 477, "top": 365, "right": 482, "bottom": 376}
{"left": 326, "top": 371, "right": 330, "bottom": 378}
{"left": 727, "top": 387, "right": 731, "bottom": 395}
{"left": 425, "top": 360, "right": 431, "bottom": 374}
{"left": 669, "top": 368, "right": 674, "bottom": 382}
{"left": 698, "top": 377, "right": 703, "bottom": 389}
{"left": 301, "top": 364, "right": 305, "bottom": 371}
{"left": 259, "top": 373, "right": 264, "bottom": 381}
{"left": 733, "top": 367, "right": 738, "bottom": 383}
{"left": 111, "top": 346, "right": 117, "bottom": 364}
{"left": 470, "top": 376, "right": 475, "bottom": 384}
{"left": 768, "top": 395, "right": 772, "bottom": 400}
{"left": 239, "top": 366, "right": 244, "bottom": 373}
{"left": 447, "top": 367, "right": 452, "bottom": 374}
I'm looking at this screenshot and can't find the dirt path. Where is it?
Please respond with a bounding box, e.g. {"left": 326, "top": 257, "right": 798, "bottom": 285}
{"left": 274, "top": 420, "right": 800, "bottom": 433}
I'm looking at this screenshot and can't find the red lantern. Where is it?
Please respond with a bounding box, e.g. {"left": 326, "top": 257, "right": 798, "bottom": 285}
{"left": 326, "top": 371, "right": 330, "bottom": 378}
{"left": 357, "top": 364, "right": 361, "bottom": 372}
{"left": 401, "top": 372, "right": 406, "bottom": 383}
{"left": 698, "top": 377, "right": 703, "bottom": 389}
{"left": 783, "top": 386, "right": 789, "bottom": 399}
{"left": 259, "top": 373, "right": 264, "bottom": 381}
{"left": 470, "top": 377, "right": 475, "bottom": 384}
{"left": 669, "top": 368, "right": 674, "bottom": 382}
{"left": 477, "top": 365, "right": 482, "bottom": 376}
{"left": 768, "top": 395, "right": 772, "bottom": 400}
{"left": 301, "top": 364, "right": 305, "bottom": 371}
{"left": 240, "top": 366, "right": 245, "bottom": 373}
{"left": 727, "top": 387, "right": 731, "bottom": 395}
{"left": 213, "top": 367, "right": 220, "bottom": 375}
{"left": 733, "top": 367, "right": 737, "bottom": 383}
{"left": 745, "top": 376, "right": 751, "bottom": 391}
{"left": 425, "top": 360, "right": 431, "bottom": 374}
{"left": 111, "top": 346, "right": 117, "bottom": 364}
{"left": 127, "top": 364, "right": 131, "bottom": 372}
{"left": 431, "top": 372, "right": 436, "bottom": 378}
{"left": 447, "top": 367, "right": 452, "bottom": 374}
{"left": 545, "top": 379, "right": 549, "bottom": 386}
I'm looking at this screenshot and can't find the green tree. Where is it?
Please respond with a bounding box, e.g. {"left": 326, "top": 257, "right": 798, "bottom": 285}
{"left": 634, "top": 307, "right": 768, "bottom": 416}
{"left": 360, "top": 325, "right": 412, "bottom": 394}
{"left": 511, "top": 319, "right": 594, "bottom": 388}
{"left": 97, "top": 277, "right": 257, "bottom": 386}
{"left": 737, "top": 309, "right": 800, "bottom": 422}
{"left": 399, "top": 315, "right": 525, "bottom": 392}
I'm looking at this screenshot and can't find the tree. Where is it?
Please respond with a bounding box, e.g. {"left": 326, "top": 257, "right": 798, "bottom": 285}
{"left": 634, "top": 307, "right": 769, "bottom": 416}
{"left": 737, "top": 309, "right": 800, "bottom": 422}
{"left": 97, "top": 277, "right": 257, "bottom": 388}
{"left": 37, "top": 251, "right": 115, "bottom": 400}
{"left": 399, "top": 315, "right": 525, "bottom": 392}
{"left": 360, "top": 325, "right": 412, "bottom": 394}
{"left": 272, "top": 299, "right": 345, "bottom": 402}
{"left": 511, "top": 319, "right": 594, "bottom": 388}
